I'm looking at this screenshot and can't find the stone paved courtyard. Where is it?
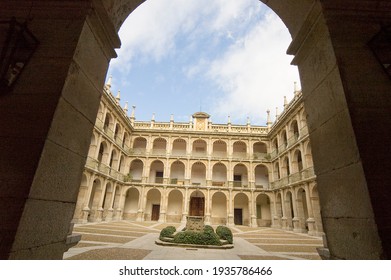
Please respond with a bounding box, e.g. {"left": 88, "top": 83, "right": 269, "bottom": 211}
{"left": 64, "top": 221, "right": 323, "bottom": 260}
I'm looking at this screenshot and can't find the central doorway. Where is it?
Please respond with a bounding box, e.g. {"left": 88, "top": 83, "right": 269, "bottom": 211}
{"left": 190, "top": 197, "right": 204, "bottom": 216}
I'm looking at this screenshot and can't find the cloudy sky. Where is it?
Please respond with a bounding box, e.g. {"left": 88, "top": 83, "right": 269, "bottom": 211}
{"left": 107, "top": 0, "right": 300, "bottom": 125}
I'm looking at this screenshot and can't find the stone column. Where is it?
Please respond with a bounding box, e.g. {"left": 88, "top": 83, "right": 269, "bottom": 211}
{"left": 181, "top": 187, "right": 189, "bottom": 223}
{"left": 281, "top": 190, "right": 288, "bottom": 230}
{"left": 227, "top": 190, "right": 234, "bottom": 226}
{"left": 158, "top": 188, "right": 167, "bottom": 223}
{"left": 303, "top": 183, "right": 316, "bottom": 236}
{"left": 204, "top": 188, "right": 211, "bottom": 225}
{"left": 0, "top": 0, "right": 121, "bottom": 259}
{"left": 250, "top": 191, "right": 257, "bottom": 227}
{"left": 287, "top": 0, "right": 390, "bottom": 258}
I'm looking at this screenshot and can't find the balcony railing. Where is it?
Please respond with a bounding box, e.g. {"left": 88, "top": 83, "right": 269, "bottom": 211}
{"left": 212, "top": 181, "right": 226, "bottom": 187}
{"left": 151, "top": 149, "right": 167, "bottom": 156}
{"left": 270, "top": 166, "right": 315, "bottom": 189}
{"left": 155, "top": 177, "right": 164, "bottom": 184}
{"left": 86, "top": 157, "right": 125, "bottom": 181}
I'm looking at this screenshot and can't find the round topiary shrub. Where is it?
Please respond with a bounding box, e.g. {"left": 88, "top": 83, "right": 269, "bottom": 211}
{"left": 159, "top": 226, "right": 176, "bottom": 239}
{"left": 203, "top": 225, "right": 214, "bottom": 234}
{"left": 216, "top": 226, "right": 233, "bottom": 244}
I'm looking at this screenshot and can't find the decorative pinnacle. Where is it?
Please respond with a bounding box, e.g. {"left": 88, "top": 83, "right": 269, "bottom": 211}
{"left": 170, "top": 114, "right": 174, "bottom": 122}
{"left": 124, "top": 101, "right": 128, "bottom": 113}
{"left": 228, "top": 115, "right": 231, "bottom": 124}
{"left": 276, "top": 107, "right": 279, "bottom": 119}
{"left": 151, "top": 113, "right": 155, "bottom": 121}
{"left": 106, "top": 75, "right": 112, "bottom": 88}
{"left": 267, "top": 109, "right": 272, "bottom": 125}
{"left": 116, "top": 90, "right": 121, "bottom": 103}
{"left": 131, "top": 105, "right": 136, "bottom": 118}
{"left": 284, "top": 96, "right": 288, "bottom": 108}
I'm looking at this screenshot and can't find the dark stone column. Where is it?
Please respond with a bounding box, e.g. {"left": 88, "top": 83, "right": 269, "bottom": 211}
{"left": 0, "top": 0, "right": 119, "bottom": 259}
{"left": 289, "top": 0, "right": 390, "bottom": 259}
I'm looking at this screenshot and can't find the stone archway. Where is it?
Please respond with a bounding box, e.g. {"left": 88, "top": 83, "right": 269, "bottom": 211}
{"left": 211, "top": 192, "right": 228, "bottom": 225}
{"left": 256, "top": 194, "right": 272, "bottom": 227}
{"left": 234, "top": 193, "right": 250, "bottom": 226}
{"left": 123, "top": 187, "right": 140, "bottom": 220}
{"left": 1, "top": 0, "right": 390, "bottom": 260}
{"left": 166, "top": 189, "right": 183, "bottom": 223}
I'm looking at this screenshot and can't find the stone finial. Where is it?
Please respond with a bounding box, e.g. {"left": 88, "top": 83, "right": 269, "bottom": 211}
{"left": 276, "top": 107, "right": 279, "bottom": 119}
{"left": 124, "top": 101, "right": 128, "bottom": 114}
{"left": 151, "top": 112, "right": 155, "bottom": 121}
{"left": 106, "top": 75, "right": 112, "bottom": 89}
{"left": 228, "top": 115, "right": 231, "bottom": 124}
{"left": 130, "top": 106, "right": 136, "bottom": 125}
{"left": 284, "top": 96, "right": 288, "bottom": 109}
{"left": 170, "top": 114, "right": 174, "bottom": 122}
{"left": 116, "top": 90, "right": 121, "bottom": 104}
{"left": 247, "top": 116, "right": 250, "bottom": 125}
{"left": 267, "top": 109, "right": 273, "bottom": 127}
{"left": 131, "top": 106, "right": 136, "bottom": 118}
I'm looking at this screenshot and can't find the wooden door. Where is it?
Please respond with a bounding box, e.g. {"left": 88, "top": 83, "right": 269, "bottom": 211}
{"left": 190, "top": 197, "right": 204, "bottom": 216}
{"left": 151, "top": 204, "right": 160, "bottom": 221}
{"left": 234, "top": 208, "right": 243, "bottom": 225}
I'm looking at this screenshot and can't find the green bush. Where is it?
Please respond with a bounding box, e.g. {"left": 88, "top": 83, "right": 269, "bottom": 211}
{"left": 216, "top": 226, "right": 233, "bottom": 244}
{"left": 173, "top": 227, "right": 221, "bottom": 246}
{"left": 203, "top": 225, "right": 214, "bottom": 234}
{"left": 159, "top": 226, "right": 176, "bottom": 239}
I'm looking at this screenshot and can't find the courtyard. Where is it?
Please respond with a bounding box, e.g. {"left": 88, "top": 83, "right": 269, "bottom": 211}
{"left": 64, "top": 221, "right": 323, "bottom": 260}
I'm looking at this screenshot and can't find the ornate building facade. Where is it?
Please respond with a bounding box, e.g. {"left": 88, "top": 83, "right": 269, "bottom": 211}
{"left": 73, "top": 80, "right": 323, "bottom": 237}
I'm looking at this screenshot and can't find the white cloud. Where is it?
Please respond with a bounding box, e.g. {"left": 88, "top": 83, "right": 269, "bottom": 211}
{"left": 110, "top": 0, "right": 258, "bottom": 71}
{"left": 108, "top": 0, "right": 300, "bottom": 125}
{"left": 204, "top": 12, "right": 300, "bottom": 124}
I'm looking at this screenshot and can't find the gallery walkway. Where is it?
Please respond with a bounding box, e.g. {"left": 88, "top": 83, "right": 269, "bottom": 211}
{"left": 63, "top": 221, "right": 323, "bottom": 260}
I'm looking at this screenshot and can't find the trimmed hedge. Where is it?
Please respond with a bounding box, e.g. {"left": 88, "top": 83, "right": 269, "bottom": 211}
{"left": 172, "top": 226, "right": 221, "bottom": 246}
{"left": 216, "top": 226, "right": 233, "bottom": 244}
{"left": 159, "top": 226, "right": 176, "bottom": 239}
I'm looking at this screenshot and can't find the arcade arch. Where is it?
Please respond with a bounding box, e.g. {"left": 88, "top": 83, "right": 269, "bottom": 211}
{"left": 211, "top": 192, "right": 227, "bottom": 225}
{"left": 190, "top": 162, "right": 206, "bottom": 186}
{"left": 123, "top": 188, "right": 140, "bottom": 220}
{"left": 170, "top": 161, "right": 185, "bottom": 184}
{"left": 234, "top": 193, "right": 250, "bottom": 226}
{"left": 212, "top": 163, "right": 228, "bottom": 187}
{"left": 149, "top": 160, "right": 165, "bottom": 184}
{"left": 145, "top": 189, "right": 162, "bottom": 221}
{"left": 256, "top": 194, "right": 272, "bottom": 227}
{"left": 172, "top": 138, "right": 187, "bottom": 156}
{"left": 166, "top": 190, "right": 183, "bottom": 223}
{"left": 128, "top": 159, "right": 143, "bottom": 182}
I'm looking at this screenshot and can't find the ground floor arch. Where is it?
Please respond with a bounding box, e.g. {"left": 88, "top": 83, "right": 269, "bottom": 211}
{"left": 211, "top": 192, "right": 228, "bottom": 225}
{"left": 145, "top": 189, "right": 162, "bottom": 221}
{"left": 123, "top": 187, "right": 140, "bottom": 220}
{"left": 166, "top": 189, "right": 183, "bottom": 222}
{"left": 234, "top": 193, "right": 250, "bottom": 226}
{"left": 256, "top": 194, "right": 272, "bottom": 227}
{"left": 88, "top": 178, "right": 104, "bottom": 222}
